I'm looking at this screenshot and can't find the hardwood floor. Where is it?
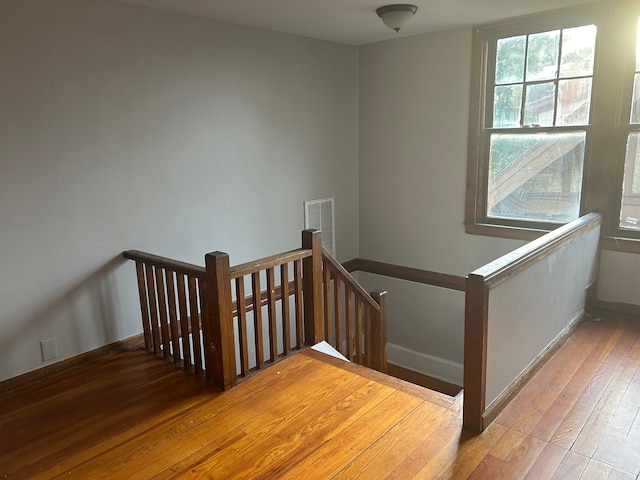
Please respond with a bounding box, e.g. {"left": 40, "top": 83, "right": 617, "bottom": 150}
{"left": 490, "top": 312, "right": 640, "bottom": 479}
{"left": 1, "top": 313, "right": 639, "bottom": 479}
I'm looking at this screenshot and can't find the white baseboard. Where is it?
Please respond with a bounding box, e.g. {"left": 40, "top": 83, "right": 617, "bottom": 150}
{"left": 387, "top": 343, "right": 463, "bottom": 386}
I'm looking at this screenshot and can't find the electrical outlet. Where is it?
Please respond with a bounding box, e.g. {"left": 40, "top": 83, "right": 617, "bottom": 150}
{"left": 41, "top": 337, "right": 58, "bottom": 362}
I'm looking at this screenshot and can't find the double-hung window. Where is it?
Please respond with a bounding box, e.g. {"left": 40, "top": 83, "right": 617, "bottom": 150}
{"left": 618, "top": 18, "right": 640, "bottom": 233}
{"left": 466, "top": 2, "right": 640, "bottom": 248}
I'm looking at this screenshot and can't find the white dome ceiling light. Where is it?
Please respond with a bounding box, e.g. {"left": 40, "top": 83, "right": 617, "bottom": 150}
{"left": 375, "top": 4, "right": 418, "bottom": 33}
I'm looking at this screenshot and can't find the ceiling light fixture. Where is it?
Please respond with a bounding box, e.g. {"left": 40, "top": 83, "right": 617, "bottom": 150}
{"left": 375, "top": 4, "right": 418, "bottom": 33}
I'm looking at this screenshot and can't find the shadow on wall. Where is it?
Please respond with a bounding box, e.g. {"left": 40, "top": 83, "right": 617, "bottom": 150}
{"left": 1, "top": 254, "right": 132, "bottom": 382}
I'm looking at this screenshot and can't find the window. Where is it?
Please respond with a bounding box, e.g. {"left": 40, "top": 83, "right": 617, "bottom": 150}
{"left": 466, "top": 3, "right": 640, "bottom": 247}
{"left": 619, "top": 18, "right": 640, "bottom": 232}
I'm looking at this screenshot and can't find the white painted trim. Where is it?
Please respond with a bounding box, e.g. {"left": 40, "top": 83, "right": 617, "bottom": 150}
{"left": 312, "top": 341, "right": 349, "bottom": 362}
{"left": 387, "top": 343, "right": 463, "bottom": 386}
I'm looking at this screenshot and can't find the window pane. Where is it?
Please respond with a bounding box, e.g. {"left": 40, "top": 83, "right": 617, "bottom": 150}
{"left": 526, "top": 30, "right": 560, "bottom": 81}
{"left": 632, "top": 74, "right": 640, "bottom": 125}
{"left": 487, "top": 132, "right": 585, "bottom": 223}
{"left": 524, "top": 82, "right": 556, "bottom": 126}
{"left": 494, "top": 85, "right": 523, "bottom": 127}
{"left": 636, "top": 18, "right": 640, "bottom": 71}
{"left": 557, "top": 78, "right": 592, "bottom": 125}
{"left": 496, "top": 35, "right": 526, "bottom": 84}
{"left": 559, "top": 25, "right": 597, "bottom": 78}
{"left": 620, "top": 133, "right": 640, "bottom": 230}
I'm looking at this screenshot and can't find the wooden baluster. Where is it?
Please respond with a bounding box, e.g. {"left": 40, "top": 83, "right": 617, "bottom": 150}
{"left": 145, "top": 264, "right": 161, "bottom": 355}
{"left": 188, "top": 276, "right": 202, "bottom": 373}
{"left": 176, "top": 274, "right": 192, "bottom": 369}
{"left": 205, "top": 252, "right": 237, "bottom": 390}
{"left": 323, "top": 262, "right": 332, "bottom": 346}
{"left": 198, "top": 278, "right": 210, "bottom": 376}
{"left": 235, "top": 277, "right": 249, "bottom": 377}
{"left": 266, "top": 267, "right": 278, "bottom": 363}
{"left": 355, "top": 299, "right": 362, "bottom": 364}
{"left": 345, "top": 285, "right": 353, "bottom": 361}
{"left": 302, "top": 230, "right": 323, "bottom": 345}
{"left": 335, "top": 275, "right": 344, "bottom": 357}
{"left": 280, "top": 264, "right": 291, "bottom": 356}
{"left": 370, "top": 290, "right": 388, "bottom": 373}
{"left": 364, "top": 303, "right": 372, "bottom": 368}
{"left": 134, "top": 261, "right": 152, "bottom": 350}
{"left": 251, "top": 271, "right": 264, "bottom": 370}
{"left": 155, "top": 267, "right": 171, "bottom": 359}
{"left": 165, "top": 271, "right": 180, "bottom": 364}
{"left": 293, "top": 259, "right": 304, "bottom": 349}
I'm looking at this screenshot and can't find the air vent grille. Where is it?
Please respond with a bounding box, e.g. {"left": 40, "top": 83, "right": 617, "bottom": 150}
{"left": 304, "top": 197, "right": 335, "bottom": 256}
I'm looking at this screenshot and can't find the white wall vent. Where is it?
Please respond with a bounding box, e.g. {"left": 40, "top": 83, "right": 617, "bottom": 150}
{"left": 304, "top": 197, "right": 335, "bottom": 256}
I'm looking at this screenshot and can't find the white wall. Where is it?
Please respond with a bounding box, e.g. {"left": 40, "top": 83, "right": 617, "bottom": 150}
{"left": 357, "top": 27, "right": 640, "bottom": 385}
{"left": 357, "top": 29, "right": 525, "bottom": 384}
{"left": 0, "top": 0, "right": 358, "bottom": 382}
{"left": 357, "top": 272, "right": 465, "bottom": 385}
{"left": 3, "top": 1, "right": 637, "bottom": 386}
{"left": 485, "top": 225, "right": 601, "bottom": 407}
{"left": 598, "top": 251, "right": 640, "bottom": 306}
{"left": 358, "top": 29, "right": 524, "bottom": 277}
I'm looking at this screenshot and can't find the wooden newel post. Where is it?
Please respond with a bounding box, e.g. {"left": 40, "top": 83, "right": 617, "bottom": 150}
{"left": 370, "top": 290, "right": 388, "bottom": 374}
{"left": 204, "top": 251, "right": 237, "bottom": 390}
{"left": 463, "top": 274, "right": 489, "bottom": 434}
{"left": 302, "top": 229, "right": 324, "bottom": 345}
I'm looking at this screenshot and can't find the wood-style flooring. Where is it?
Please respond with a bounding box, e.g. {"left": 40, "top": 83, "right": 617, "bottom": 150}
{"left": 1, "top": 312, "right": 639, "bottom": 479}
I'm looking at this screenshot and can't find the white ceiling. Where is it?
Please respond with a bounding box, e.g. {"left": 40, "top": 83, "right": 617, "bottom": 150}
{"left": 114, "top": 0, "right": 598, "bottom": 45}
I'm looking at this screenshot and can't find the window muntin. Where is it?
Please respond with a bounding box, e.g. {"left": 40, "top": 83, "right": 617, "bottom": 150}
{"left": 486, "top": 24, "right": 596, "bottom": 225}
{"left": 468, "top": 6, "right": 640, "bottom": 246}
{"left": 619, "top": 18, "right": 640, "bottom": 232}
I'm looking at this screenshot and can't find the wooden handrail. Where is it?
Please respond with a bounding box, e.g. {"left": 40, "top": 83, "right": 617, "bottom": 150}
{"left": 123, "top": 250, "right": 205, "bottom": 278}
{"left": 229, "top": 248, "right": 312, "bottom": 279}
{"left": 343, "top": 257, "right": 466, "bottom": 292}
{"left": 472, "top": 212, "right": 603, "bottom": 289}
{"left": 124, "top": 250, "right": 307, "bottom": 318}
{"left": 323, "top": 249, "right": 383, "bottom": 311}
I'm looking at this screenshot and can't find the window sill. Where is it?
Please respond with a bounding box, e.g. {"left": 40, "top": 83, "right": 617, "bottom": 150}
{"left": 601, "top": 236, "right": 640, "bottom": 254}
{"left": 466, "top": 223, "right": 640, "bottom": 254}
{"left": 465, "top": 222, "right": 550, "bottom": 242}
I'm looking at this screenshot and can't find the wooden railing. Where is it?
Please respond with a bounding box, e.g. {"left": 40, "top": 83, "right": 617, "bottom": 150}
{"left": 123, "top": 230, "right": 387, "bottom": 390}
{"left": 343, "top": 258, "right": 466, "bottom": 292}
{"left": 121, "top": 251, "right": 207, "bottom": 373}
{"left": 322, "top": 249, "right": 388, "bottom": 372}
{"left": 463, "top": 212, "right": 602, "bottom": 433}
